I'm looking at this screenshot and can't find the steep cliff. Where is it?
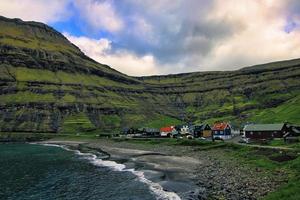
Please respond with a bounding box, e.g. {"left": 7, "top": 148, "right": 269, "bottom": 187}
{"left": 0, "top": 16, "right": 299, "bottom": 133}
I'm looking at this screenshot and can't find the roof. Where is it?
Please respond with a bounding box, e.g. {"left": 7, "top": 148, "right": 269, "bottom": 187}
{"left": 160, "top": 126, "right": 174, "bottom": 132}
{"left": 144, "top": 128, "right": 159, "bottom": 132}
{"left": 212, "top": 122, "right": 230, "bottom": 131}
{"left": 292, "top": 127, "right": 300, "bottom": 134}
{"left": 195, "top": 124, "right": 211, "bottom": 130}
{"left": 244, "top": 124, "right": 285, "bottom": 132}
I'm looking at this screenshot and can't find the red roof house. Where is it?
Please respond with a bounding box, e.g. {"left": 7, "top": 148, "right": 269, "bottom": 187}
{"left": 160, "top": 126, "right": 174, "bottom": 133}
{"left": 212, "top": 122, "right": 230, "bottom": 131}
{"left": 212, "top": 122, "right": 232, "bottom": 139}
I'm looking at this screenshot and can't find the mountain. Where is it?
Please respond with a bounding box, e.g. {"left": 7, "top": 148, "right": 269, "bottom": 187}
{"left": 0, "top": 16, "right": 300, "bottom": 133}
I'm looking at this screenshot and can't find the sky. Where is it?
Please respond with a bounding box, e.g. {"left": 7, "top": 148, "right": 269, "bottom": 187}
{"left": 0, "top": 0, "right": 300, "bottom": 76}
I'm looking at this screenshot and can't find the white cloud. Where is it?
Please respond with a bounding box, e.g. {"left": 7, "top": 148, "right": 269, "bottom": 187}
{"left": 1, "top": 0, "right": 300, "bottom": 75}
{"left": 199, "top": 0, "right": 300, "bottom": 70}
{"left": 113, "top": 0, "right": 300, "bottom": 73}
{"left": 0, "top": 0, "right": 70, "bottom": 23}
{"left": 129, "top": 16, "right": 157, "bottom": 45}
{"left": 73, "top": 0, "right": 123, "bottom": 32}
{"left": 64, "top": 33, "right": 160, "bottom": 76}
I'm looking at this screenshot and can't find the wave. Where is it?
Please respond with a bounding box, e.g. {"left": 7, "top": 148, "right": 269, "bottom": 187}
{"left": 32, "top": 143, "right": 181, "bottom": 200}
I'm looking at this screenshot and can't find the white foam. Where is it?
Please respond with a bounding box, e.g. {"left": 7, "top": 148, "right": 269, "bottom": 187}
{"left": 35, "top": 143, "right": 181, "bottom": 200}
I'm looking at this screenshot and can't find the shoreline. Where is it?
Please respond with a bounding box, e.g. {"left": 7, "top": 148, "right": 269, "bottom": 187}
{"left": 37, "top": 140, "right": 200, "bottom": 199}
{"left": 35, "top": 138, "right": 289, "bottom": 200}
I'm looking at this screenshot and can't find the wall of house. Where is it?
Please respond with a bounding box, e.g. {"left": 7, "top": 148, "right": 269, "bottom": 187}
{"left": 213, "top": 129, "right": 231, "bottom": 136}
{"left": 203, "top": 130, "right": 212, "bottom": 137}
{"left": 245, "top": 130, "right": 283, "bottom": 139}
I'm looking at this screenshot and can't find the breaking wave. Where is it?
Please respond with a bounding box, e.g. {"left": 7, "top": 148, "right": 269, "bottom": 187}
{"left": 34, "top": 143, "right": 181, "bottom": 200}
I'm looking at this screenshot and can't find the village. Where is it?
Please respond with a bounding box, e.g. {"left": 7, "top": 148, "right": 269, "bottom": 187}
{"left": 120, "top": 122, "right": 300, "bottom": 145}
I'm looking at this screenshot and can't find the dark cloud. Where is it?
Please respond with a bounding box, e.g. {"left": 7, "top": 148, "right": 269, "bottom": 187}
{"left": 109, "top": 0, "right": 236, "bottom": 67}
{"left": 68, "top": 0, "right": 300, "bottom": 74}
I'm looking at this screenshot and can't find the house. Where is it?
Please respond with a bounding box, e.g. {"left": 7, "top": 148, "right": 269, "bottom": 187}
{"left": 244, "top": 123, "right": 288, "bottom": 140}
{"left": 160, "top": 126, "right": 176, "bottom": 137}
{"left": 121, "top": 127, "right": 136, "bottom": 135}
{"left": 120, "top": 127, "right": 142, "bottom": 137}
{"left": 212, "top": 122, "right": 232, "bottom": 140}
{"left": 180, "top": 125, "right": 190, "bottom": 135}
{"left": 193, "top": 124, "right": 212, "bottom": 138}
{"left": 143, "top": 128, "right": 160, "bottom": 137}
{"left": 174, "top": 124, "right": 194, "bottom": 138}
{"left": 174, "top": 125, "right": 183, "bottom": 133}
{"left": 286, "top": 124, "right": 300, "bottom": 137}
{"left": 283, "top": 124, "right": 300, "bottom": 143}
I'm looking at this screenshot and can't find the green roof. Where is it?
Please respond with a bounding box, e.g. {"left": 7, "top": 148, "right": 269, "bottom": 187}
{"left": 244, "top": 124, "right": 285, "bottom": 131}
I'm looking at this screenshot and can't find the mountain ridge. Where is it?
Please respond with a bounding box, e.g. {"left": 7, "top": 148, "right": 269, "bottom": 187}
{"left": 0, "top": 16, "right": 299, "bottom": 133}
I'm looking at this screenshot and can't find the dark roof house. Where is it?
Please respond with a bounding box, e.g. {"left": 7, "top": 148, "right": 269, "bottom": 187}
{"left": 286, "top": 124, "right": 300, "bottom": 136}
{"left": 143, "top": 128, "right": 160, "bottom": 137}
{"left": 244, "top": 123, "right": 288, "bottom": 140}
{"left": 193, "top": 124, "right": 212, "bottom": 138}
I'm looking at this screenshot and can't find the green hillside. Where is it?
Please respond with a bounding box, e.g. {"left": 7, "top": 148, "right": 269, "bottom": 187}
{"left": 0, "top": 16, "right": 300, "bottom": 133}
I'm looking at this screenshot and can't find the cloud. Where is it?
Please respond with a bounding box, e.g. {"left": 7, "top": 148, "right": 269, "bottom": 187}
{"left": 1, "top": 0, "right": 300, "bottom": 75}
{"left": 0, "top": 0, "right": 70, "bottom": 23}
{"left": 64, "top": 33, "right": 160, "bottom": 76}
{"left": 73, "top": 0, "right": 123, "bottom": 32}
{"left": 105, "top": 0, "right": 300, "bottom": 73}
{"left": 199, "top": 0, "right": 300, "bottom": 70}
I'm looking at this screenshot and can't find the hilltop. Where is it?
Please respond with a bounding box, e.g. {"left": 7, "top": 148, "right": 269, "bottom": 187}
{"left": 0, "top": 16, "right": 300, "bottom": 133}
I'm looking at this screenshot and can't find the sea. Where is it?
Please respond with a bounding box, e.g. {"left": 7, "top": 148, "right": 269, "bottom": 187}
{"left": 0, "top": 143, "right": 180, "bottom": 200}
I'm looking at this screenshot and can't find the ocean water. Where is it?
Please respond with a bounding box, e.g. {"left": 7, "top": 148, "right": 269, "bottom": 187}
{"left": 0, "top": 143, "right": 178, "bottom": 200}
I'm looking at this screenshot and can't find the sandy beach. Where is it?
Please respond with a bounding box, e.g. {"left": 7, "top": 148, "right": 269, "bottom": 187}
{"left": 38, "top": 139, "right": 287, "bottom": 200}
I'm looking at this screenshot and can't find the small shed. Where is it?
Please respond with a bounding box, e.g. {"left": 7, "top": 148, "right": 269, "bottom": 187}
{"left": 244, "top": 123, "right": 288, "bottom": 140}
{"left": 193, "top": 124, "right": 212, "bottom": 138}
{"left": 212, "top": 122, "right": 232, "bottom": 140}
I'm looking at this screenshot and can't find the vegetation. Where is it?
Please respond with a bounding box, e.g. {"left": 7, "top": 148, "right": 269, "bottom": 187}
{"left": 0, "top": 16, "right": 300, "bottom": 134}
{"left": 224, "top": 145, "right": 300, "bottom": 200}
{"left": 60, "top": 113, "right": 96, "bottom": 134}
{"left": 250, "top": 94, "right": 300, "bottom": 124}
{"left": 143, "top": 115, "right": 182, "bottom": 128}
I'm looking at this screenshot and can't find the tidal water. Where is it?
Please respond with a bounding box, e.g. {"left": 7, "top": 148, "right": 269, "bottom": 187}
{"left": 0, "top": 143, "right": 158, "bottom": 200}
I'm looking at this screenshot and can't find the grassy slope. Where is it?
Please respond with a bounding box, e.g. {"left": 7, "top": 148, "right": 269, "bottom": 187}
{"left": 0, "top": 16, "right": 300, "bottom": 133}
{"left": 249, "top": 94, "right": 300, "bottom": 124}
{"left": 139, "top": 62, "right": 300, "bottom": 126}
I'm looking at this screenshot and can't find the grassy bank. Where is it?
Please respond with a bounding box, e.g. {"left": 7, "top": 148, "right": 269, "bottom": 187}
{"left": 222, "top": 145, "right": 300, "bottom": 200}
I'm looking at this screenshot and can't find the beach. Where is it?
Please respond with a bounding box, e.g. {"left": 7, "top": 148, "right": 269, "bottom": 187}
{"left": 37, "top": 139, "right": 287, "bottom": 200}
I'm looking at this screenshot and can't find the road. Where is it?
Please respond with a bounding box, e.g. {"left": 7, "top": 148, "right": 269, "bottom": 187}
{"left": 226, "top": 135, "right": 294, "bottom": 151}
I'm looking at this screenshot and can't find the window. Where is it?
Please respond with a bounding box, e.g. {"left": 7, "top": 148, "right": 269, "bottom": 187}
{"left": 220, "top": 131, "right": 224, "bottom": 135}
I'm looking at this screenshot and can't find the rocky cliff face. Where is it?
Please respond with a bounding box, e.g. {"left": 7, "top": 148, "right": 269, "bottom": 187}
{"left": 0, "top": 16, "right": 300, "bottom": 133}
